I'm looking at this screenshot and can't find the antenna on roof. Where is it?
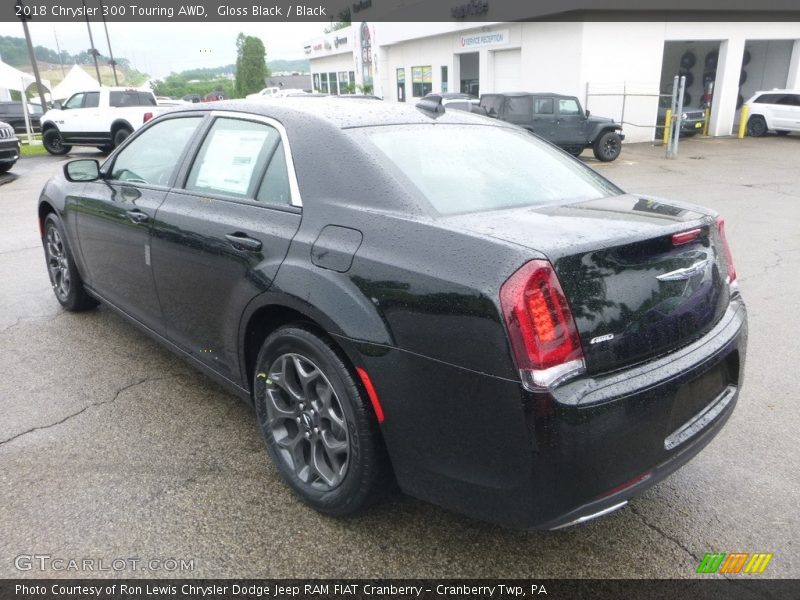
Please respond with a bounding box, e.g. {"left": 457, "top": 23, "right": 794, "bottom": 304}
{"left": 415, "top": 94, "right": 445, "bottom": 115}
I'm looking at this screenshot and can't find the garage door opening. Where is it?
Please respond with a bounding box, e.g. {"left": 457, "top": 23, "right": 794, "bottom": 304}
{"left": 658, "top": 41, "right": 721, "bottom": 139}
{"left": 459, "top": 52, "right": 479, "bottom": 96}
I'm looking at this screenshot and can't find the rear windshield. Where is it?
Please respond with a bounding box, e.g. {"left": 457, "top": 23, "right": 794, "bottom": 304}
{"left": 353, "top": 124, "right": 619, "bottom": 215}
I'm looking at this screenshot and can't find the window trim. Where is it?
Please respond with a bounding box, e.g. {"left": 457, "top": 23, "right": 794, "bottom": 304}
{"left": 177, "top": 111, "right": 303, "bottom": 209}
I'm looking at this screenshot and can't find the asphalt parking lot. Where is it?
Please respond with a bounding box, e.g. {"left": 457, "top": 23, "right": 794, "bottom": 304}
{"left": 1, "top": 136, "right": 798, "bottom": 579}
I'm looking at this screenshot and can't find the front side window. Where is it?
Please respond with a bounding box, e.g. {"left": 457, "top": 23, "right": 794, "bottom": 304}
{"left": 64, "top": 94, "right": 85, "bottom": 109}
{"left": 110, "top": 116, "right": 203, "bottom": 186}
{"left": 754, "top": 94, "right": 778, "bottom": 104}
{"left": 558, "top": 98, "right": 581, "bottom": 116}
{"left": 355, "top": 124, "right": 619, "bottom": 215}
{"left": 411, "top": 66, "right": 432, "bottom": 97}
{"left": 186, "top": 117, "right": 281, "bottom": 199}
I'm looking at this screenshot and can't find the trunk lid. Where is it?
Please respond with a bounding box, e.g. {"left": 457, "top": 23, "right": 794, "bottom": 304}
{"left": 443, "top": 194, "right": 731, "bottom": 374}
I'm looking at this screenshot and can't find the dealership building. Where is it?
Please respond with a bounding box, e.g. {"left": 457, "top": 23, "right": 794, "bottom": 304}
{"left": 304, "top": 19, "right": 800, "bottom": 142}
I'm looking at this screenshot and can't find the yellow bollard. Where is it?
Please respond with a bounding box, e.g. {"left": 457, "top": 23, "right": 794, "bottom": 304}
{"left": 738, "top": 105, "right": 750, "bottom": 139}
{"left": 703, "top": 107, "right": 710, "bottom": 136}
{"left": 662, "top": 109, "right": 672, "bottom": 144}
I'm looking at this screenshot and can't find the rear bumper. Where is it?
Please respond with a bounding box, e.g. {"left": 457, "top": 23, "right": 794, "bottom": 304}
{"left": 359, "top": 297, "right": 746, "bottom": 530}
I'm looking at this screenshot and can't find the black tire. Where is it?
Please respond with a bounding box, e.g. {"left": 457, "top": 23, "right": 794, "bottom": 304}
{"left": 592, "top": 131, "right": 622, "bottom": 162}
{"left": 42, "top": 213, "right": 98, "bottom": 311}
{"left": 776, "top": 130, "right": 790, "bottom": 136}
{"left": 0, "top": 163, "right": 12, "bottom": 174}
{"left": 113, "top": 127, "right": 132, "bottom": 148}
{"left": 742, "top": 49, "right": 751, "bottom": 66}
{"left": 747, "top": 115, "right": 768, "bottom": 137}
{"left": 566, "top": 146, "right": 583, "bottom": 157}
{"left": 42, "top": 128, "right": 71, "bottom": 156}
{"left": 253, "top": 325, "right": 391, "bottom": 516}
{"left": 680, "top": 51, "right": 696, "bottom": 69}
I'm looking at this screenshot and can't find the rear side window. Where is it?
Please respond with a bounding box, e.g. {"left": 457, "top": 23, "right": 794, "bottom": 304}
{"left": 480, "top": 95, "right": 504, "bottom": 115}
{"left": 256, "top": 142, "right": 291, "bottom": 206}
{"left": 504, "top": 96, "right": 532, "bottom": 120}
{"left": 356, "top": 124, "right": 619, "bottom": 215}
{"left": 534, "top": 98, "right": 554, "bottom": 114}
{"left": 776, "top": 94, "right": 800, "bottom": 106}
{"left": 110, "top": 91, "right": 157, "bottom": 107}
{"left": 186, "top": 117, "right": 282, "bottom": 199}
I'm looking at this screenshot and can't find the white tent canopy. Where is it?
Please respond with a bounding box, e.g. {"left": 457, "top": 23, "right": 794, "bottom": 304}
{"left": 0, "top": 60, "right": 50, "bottom": 101}
{"left": 50, "top": 64, "right": 100, "bottom": 102}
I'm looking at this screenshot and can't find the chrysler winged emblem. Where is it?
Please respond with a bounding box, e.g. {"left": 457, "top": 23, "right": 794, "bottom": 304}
{"left": 656, "top": 259, "right": 710, "bottom": 282}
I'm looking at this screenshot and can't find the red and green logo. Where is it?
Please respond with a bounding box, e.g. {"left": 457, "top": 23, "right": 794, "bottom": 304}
{"left": 697, "top": 552, "right": 773, "bottom": 574}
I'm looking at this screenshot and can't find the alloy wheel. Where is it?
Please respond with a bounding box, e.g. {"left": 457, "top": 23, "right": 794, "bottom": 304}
{"left": 264, "top": 353, "right": 350, "bottom": 490}
{"left": 603, "top": 137, "right": 619, "bottom": 159}
{"left": 45, "top": 225, "right": 71, "bottom": 301}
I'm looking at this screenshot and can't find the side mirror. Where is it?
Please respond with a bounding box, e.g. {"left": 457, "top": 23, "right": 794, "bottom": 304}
{"left": 585, "top": 109, "right": 591, "bottom": 118}
{"left": 54, "top": 101, "right": 63, "bottom": 110}
{"left": 487, "top": 107, "right": 498, "bottom": 118}
{"left": 64, "top": 159, "right": 101, "bottom": 182}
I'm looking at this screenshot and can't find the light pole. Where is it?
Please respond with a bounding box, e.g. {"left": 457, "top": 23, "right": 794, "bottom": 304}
{"left": 97, "top": 0, "right": 119, "bottom": 86}
{"left": 82, "top": 0, "right": 103, "bottom": 84}
{"left": 15, "top": 0, "right": 49, "bottom": 110}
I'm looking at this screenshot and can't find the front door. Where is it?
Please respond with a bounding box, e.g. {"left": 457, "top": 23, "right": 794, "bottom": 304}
{"left": 555, "top": 97, "right": 587, "bottom": 147}
{"left": 150, "top": 114, "right": 302, "bottom": 384}
{"left": 73, "top": 115, "right": 205, "bottom": 331}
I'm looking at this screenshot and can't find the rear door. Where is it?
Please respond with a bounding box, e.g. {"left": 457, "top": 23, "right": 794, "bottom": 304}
{"left": 772, "top": 94, "right": 800, "bottom": 131}
{"left": 532, "top": 96, "right": 556, "bottom": 141}
{"left": 150, "top": 113, "right": 302, "bottom": 384}
{"left": 73, "top": 114, "right": 205, "bottom": 331}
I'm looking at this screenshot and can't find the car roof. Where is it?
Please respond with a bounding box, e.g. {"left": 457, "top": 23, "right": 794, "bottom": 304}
{"left": 482, "top": 92, "right": 575, "bottom": 98}
{"left": 162, "top": 97, "right": 504, "bottom": 130}
{"left": 753, "top": 89, "right": 800, "bottom": 94}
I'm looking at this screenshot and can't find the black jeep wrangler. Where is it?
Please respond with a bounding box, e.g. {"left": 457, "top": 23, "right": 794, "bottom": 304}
{"left": 479, "top": 92, "right": 625, "bottom": 161}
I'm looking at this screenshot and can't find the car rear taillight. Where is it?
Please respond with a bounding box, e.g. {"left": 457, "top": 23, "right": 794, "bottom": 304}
{"left": 716, "top": 216, "right": 737, "bottom": 287}
{"left": 500, "top": 260, "right": 586, "bottom": 390}
{"left": 143, "top": 112, "right": 153, "bottom": 123}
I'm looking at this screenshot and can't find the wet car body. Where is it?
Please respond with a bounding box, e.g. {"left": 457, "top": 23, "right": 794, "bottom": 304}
{"left": 37, "top": 99, "right": 746, "bottom": 529}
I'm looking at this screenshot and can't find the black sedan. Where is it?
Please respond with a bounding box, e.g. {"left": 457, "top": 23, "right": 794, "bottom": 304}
{"left": 37, "top": 98, "right": 746, "bottom": 530}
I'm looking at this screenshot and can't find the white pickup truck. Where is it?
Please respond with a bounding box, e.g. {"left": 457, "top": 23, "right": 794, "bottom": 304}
{"left": 40, "top": 87, "right": 163, "bottom": 155}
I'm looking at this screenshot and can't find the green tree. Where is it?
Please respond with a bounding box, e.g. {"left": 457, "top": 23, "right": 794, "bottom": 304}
{"left": 235, "top": 34, "right": 269, "bottom": 97}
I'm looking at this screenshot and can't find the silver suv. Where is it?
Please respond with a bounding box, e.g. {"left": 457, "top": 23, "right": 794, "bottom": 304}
{"left": 745, "top": 90, "right": 800, "bottom": 137}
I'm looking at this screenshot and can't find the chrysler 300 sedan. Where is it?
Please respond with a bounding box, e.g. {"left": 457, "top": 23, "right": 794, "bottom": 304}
{"left": 37, "top": 98, "right": 746, "bottom": 530}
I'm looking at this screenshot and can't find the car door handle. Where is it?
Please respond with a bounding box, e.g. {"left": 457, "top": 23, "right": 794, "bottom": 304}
{"left": 225, "top": 233, "right": 262, "bottom": 252}
{"left": 126, "top": 209, "right": 149, "bottom": 224}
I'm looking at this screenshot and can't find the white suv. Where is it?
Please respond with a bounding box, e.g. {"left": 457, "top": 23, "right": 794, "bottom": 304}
{"left": 745, "top": 89, "right": 800, "bottom": 137}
